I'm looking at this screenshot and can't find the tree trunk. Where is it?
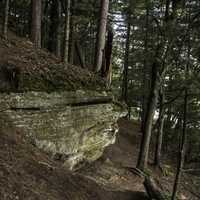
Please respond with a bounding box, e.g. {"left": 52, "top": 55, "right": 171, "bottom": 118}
{"left": 31, "top": 0, "right": 42, "bottom": 48}
{"left": 69, "top": 0, "right": 75, "bottom": 64}
{"left": 102, "top": 28, "right": 113, "bottom": 87}
{"left": 171, "top": 89, "right": 188, "bottom": 200}
{"left": 63, "top": 0, "right": 71, "bottom": 64}
{"left": 48, "top": 0, "right": 62, "bottom": 57}
{"left": 154, "top": 89, "right": 165, "bottom": 167}
{"left": 94, "top": 0, "right": 109, "bottom": 72}
{"left": 75, "top": 41, "right": 85, "bottom": 68}
{"left": 171, "top": 7, "right": 190, "bottom": 197}
{"left": 56, "top": 0, "right": 62, "bottom": 57}
{"left": 121, "top": 20, "right": 131, "bottom": 103}
{"left": 141, "top": 0, "right": 150, "bottom": 132}
{"left": 2, "top": 0, "right": 10, "bottom": 39}
{"left": 137, "top": 61, "right": 160, "bottom": 171}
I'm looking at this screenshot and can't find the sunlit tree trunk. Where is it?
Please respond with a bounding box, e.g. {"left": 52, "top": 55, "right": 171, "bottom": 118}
{"left": 2, "top": 0, "right": 10, "bottom": 39}
{"left": 94, "top": 0, "right": 109, "bottom": 72}
{"left": 64, "top": 0, "right": 71, "bottom": 64}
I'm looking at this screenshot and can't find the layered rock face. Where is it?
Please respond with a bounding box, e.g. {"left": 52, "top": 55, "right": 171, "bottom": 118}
{"left": 0, "top": 37, "right": 124, "bottom": 170}
{"left": 0, "top": 90, "right": 122, "bottom": 169}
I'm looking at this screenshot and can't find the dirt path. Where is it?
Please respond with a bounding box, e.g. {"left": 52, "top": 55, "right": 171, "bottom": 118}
{"left": 79, "top": 118, "right": 200, "bottom": 200}
{"left": 79, "top": 119, "right": 148, "bottom": 198}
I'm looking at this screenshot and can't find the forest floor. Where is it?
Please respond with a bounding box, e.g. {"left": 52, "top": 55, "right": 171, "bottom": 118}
{"left": 0, "top": 115, "right": 199, "bottom": 200}
{"left": 0, "top": 115, "right": 148, "bottom": 200}
{"left": 80, "top": 118, "right": 200, "bottom": 200}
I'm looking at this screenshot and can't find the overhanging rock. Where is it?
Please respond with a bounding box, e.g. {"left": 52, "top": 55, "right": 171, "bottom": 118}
{"left": 0, "top": 90, "right": 124, "bottom": 170}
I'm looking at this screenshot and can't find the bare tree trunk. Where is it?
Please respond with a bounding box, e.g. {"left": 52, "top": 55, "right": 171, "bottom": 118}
{"left": 2, "top": 0, "right": 10, "bottom": 39}
{"left": 171, "top": 10, "right": 190, "bottom": 198}
{"left": 56, "top": 0, "right": 62, "bottom": 57}
{"left": 121, "top": 19, "right": 131, "bottom": 103}
{"left": 154, "top": 89, "right": 165, "bottom": 167}
{"left": 31, "top": 0, "right": 42, "bottom": 48}
{"left": 64, "top": 0, "right": 71, "bottom": 64}
{"left": 141, "top": 0, "right": 150, "bottom": 132}
{"left": 171, "top": 88, "right": 188, "bottom": 200}
{"left": 94, "top": 0, "right": 109, "bottom": 72}
{"left": 75, "top": 41, "right": 85, "bottom": 68}
{"left": 137, "top": 62, "right": 160, "bottom": 171}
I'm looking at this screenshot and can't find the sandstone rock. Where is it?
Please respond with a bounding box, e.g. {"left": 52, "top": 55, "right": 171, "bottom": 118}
{"left": 0, "top": 90, "right": 124, "bottom": 170}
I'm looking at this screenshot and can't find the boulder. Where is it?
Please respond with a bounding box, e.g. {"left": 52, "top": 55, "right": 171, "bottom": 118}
{"left": 0, "top": 90, "right": 123, "bottom": 170}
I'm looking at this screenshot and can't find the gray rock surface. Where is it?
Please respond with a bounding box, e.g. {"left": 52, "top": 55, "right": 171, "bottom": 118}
{"left": 0, "top": 90, "right": 123, "bottom": 170}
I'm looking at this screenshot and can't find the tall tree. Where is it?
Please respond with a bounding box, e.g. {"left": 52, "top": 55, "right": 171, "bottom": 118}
{"left": 48, "top": 0, "right": 62, "bottom": 57}
{"left": 171, "top": 4, "right": 191, "bottom": 198}
{"left": 94, "top": 0, "right": 109, "bottom": 72}
{"left": 63, "top": 0, "right": 71, "bottom": 64}
{"left": 137, "top": 58, "right": 161, "bottom": 170}
{"left": 121, "top": 18, "right": 131, "bottom": 103}
{"left": 2, "top": 0, "right": 10, "bottom": 39}
{"left": 31, "top": 0, "right": 42, "bottom": 48}
{"left": 55, "top": 0, "right": 62, "bottom": 57}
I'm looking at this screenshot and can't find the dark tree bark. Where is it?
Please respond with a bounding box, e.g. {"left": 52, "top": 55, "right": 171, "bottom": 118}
{"left": 154, "top": 88, "right": 165, "bottom": 167}
{"left": 2, "top": 0, "right": 10, "bottom": 39}
{"left": 137, "top": 61, "right": 160, "bottom": 171}
{"left": 55, "top": 0, "right": 62, "bottom": 57}
{"left": 101, "top": 28, "right": 113, "bottom": 87}
{"left": 141, "top": 0, "right": 150, "bottom": 132}
{"left": 48, "top": 0, "right": 62, "bottom": 57}
{"left": 171, "top": 5, "right": 191, "bottom": 198}
{"left": 64, "top": 0, "right": 71, "bottom": 64}
{"left": 75, "top": 41, "right": 85, "bottom": 68}
{"left": 94, "top": 0, "right": 109, "bottom": 72}
{"left": 31, "top": 0, "right": 42, "bottom": 48}
{"left": 171, "top": 88, "right": 188, "bottom": 200}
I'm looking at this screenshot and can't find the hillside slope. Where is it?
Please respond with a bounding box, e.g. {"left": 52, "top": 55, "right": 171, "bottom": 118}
{"left": 0, "top": 34, "right": 105, "bottom": 92}
{"left": 0, "top": 116, "right": 148, "bottom": 200}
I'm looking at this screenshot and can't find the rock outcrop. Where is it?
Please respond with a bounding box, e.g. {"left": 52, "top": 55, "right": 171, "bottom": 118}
{"left": 0, "top": 35, "right": 125, "bottom": 170}
{"left": 0, "top": 90, "right": 122, "bottom": 170}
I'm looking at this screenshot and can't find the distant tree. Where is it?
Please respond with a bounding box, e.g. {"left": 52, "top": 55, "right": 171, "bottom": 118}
{"left": 31, "top": 0, "right": 42, "bottom": 48}
{"left": 63, "top": 0, "right": 71, "bottom": 64}
{"left": 2, "top": 0, "right": 10, "bottom": 39}
{"left": 121, "top": 14, "right": 131, "bottom": 103}
{"left": 94, "top": 0, "right": 109, "bottom": 72}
